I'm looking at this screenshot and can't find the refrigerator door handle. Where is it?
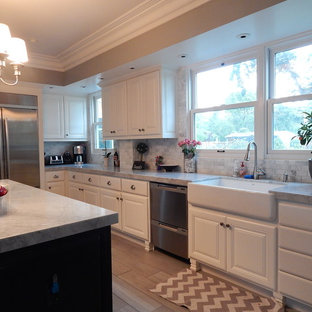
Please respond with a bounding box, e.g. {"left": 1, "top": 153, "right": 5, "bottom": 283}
{"left": 3, "top": 118, "right": 10, "bottom": 178}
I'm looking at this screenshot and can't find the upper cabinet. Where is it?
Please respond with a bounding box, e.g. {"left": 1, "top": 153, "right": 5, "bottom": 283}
{"left": 101, "top": 67, "right": 176, "bottom": 139}
{"left": 43, "top": 94, "right": 87, "bottom": 141}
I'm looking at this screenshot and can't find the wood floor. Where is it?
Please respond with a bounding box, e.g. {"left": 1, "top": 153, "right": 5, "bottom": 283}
{"left": 111, "top": 233, "right": 189, "bottom": 312}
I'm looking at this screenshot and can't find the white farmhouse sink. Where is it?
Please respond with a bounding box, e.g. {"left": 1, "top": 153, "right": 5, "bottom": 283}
{"left": 188, "top": 177, "right": 285, "bottom": 221}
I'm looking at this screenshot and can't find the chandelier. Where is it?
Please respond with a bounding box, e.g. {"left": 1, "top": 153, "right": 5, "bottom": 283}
{"left": 0, "top": 23, "right": 28, "bottom": 86}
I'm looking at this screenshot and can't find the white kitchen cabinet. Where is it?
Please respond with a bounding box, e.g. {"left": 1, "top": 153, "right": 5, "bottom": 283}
{"left": 100, "top": 67, "right": 175, "bottom": 140}
{"left": 99, "top": 188, "right": 122, "bottom": 230}
{"left": 189, "top": 205, "right": 276, "bottom": 289}
{"left": 43, "top": 94, "right": 87, "bottom": 141}
{"left": 127, "top": 71, "right": 161, "bottom": 136}
{"left": 68, "top": 182, "right": 99, "bottom": 205}
{"left": 122, "top": 192, "right": 149, "bottom": 240}
{"left": 102, "top": 81, "right": 127, "bottom": 137}
{"left": 45, "top": 170, "right": 65, "bottom": 196}
{"left": 278, "top": 201, "right": 312, "bottom": 305}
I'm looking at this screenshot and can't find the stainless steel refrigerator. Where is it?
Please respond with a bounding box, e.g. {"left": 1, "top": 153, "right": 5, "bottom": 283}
{"left": 0, "top": 92, "right": 40, "bottom": 188}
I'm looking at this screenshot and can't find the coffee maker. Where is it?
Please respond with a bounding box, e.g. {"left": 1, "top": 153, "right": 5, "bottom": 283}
{"left": 73, "top": 145, "right": 86, "bottom": 165}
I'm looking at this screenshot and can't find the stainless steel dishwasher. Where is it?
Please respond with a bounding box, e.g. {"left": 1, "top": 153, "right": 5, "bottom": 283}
{"left": 150, "top": 182, "right": 188, "bottom": 259}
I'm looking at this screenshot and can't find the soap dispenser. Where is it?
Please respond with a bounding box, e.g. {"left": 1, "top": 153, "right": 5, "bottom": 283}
{"left": 239, "top": 161, "right": 247, "bottom": 177}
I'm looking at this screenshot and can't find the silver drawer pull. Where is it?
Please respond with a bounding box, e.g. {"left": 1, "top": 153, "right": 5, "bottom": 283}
{"left": 88, "top": 178, "right": 92, "bottom": 182}
{"left": 130, "top": 185, "right": 136, "bottom": 190}
{"left": 48, "top": 186, "right": 51, "bottom": 190}
{"left": 79, "top": 188, "right": 84, "bottom": 191}
{"left": 72, "top": 175, "right": 76, "bottom": 179}
{"left": 53, "top": 175, "right": 59, "bottom": 179}
{"left": 107, "top": 181, "right": 111, "bottom": 186}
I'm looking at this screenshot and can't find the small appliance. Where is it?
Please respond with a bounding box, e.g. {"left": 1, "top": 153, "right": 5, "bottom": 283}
{"left": 73, "top": 145, "right": 86, "bottom": 165}
{"left": 49, "top": 155, "right": 64, "bottom": 165}
{"left": 63, "top": 151, "right": 73, "bottom": 164}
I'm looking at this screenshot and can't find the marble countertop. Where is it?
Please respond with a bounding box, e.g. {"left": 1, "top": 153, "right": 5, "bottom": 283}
{"left": 45, "top": 164, "right": 217, "bottom": 185}
{"left": 0, "top": 180, "right": 118, "bottom": 254}
{"left": 270, "top": 183, "right": 312, "bottom": 205}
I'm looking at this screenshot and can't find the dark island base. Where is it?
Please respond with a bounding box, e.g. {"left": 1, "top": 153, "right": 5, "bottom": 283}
{"left": 0, "top": 226, "right": 112, "bottom": 312}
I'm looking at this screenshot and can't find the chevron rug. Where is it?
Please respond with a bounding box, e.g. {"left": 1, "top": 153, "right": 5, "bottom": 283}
{"left": 150, "top": 269, "right": 284, "bottom": 312}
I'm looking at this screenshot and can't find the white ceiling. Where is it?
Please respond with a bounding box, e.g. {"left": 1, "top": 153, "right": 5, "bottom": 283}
{"left": 43, "top": 0, "right": 312, "bottom": 96}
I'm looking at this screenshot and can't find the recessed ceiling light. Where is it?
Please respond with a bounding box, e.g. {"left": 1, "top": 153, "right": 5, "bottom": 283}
{"left": 237, "top": 33, "right": 250, "bottom": 39}
{"left": 178, "top": 54, "right": 188, "bottom": 59}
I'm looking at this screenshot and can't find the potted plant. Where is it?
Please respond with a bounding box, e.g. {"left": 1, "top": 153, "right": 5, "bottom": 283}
{"left": 293, "top": 111, "right": 312, "bottom": 178}
{"left": 178, "top": 139, "right": 201, "bottom": 173}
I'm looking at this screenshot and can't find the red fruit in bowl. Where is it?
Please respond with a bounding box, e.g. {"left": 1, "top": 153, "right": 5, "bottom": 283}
{"left": 0, "top": 186, "right": 8, "bottom": 197}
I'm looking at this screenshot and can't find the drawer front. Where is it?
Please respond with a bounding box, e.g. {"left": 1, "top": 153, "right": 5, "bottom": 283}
{"left": 68, "top": 171, "right": 84, "bottom": 183}
{"left": 82, "top": 173, "right": 100, "bottom": 186}
{"left": 46, "top": 181, "right": 65, "bottom": 196}
{"left": 279, "top": 248, "right": 312, "bottom": 280}
{"left": 279, "top": 271, "right": 312, "bottom": 305}
{"left": 45, "top": 171, "right": 64, "bottom": 182}
{"left": 279, "top": 201, "right": 312, "bottom": 231}
{"left": 100, "top": 176, "right": 121, "bottom": 191}
{"left": 121, "top": 179, "right": 148, "bottom": 196}
{"left": 279, "top": 226, "right": 312, "bottom": 256}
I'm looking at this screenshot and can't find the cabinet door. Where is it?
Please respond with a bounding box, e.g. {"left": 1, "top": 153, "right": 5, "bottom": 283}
{"left": 189, "top": 205, "right": 226, "bottom": 270}
{"left": 102, "top": 81, "right": 127, "bottom": 137}
{"left": 141, "top": 71, "right": 161, "bottom": 135}
{"left": 42, "top": 94, "right": 64, "bottom": 139}
{"left": 122, "top": 193, "right": 148, "bottom": 240}
{"left": 64, "top": 96, "right": 87, "bottom": 140}
{"left": 127, "top": 76, "right": 143, "bottom": 135}
{"left": 46, "top": 181, "right": 65, "bottom": 196}
{"left": 83, "top": 185, "right": 100, "bottom": 206}
{"left": 226, "top": 217, "right": 276, "bottom": 289}
{"left": 99, "top": 189, "right": 121, "bottom": 230}
{"left": 68, "top": 183, "right": 84, "bottom": 201}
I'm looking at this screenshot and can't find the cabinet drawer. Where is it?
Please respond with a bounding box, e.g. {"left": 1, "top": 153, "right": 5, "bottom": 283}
{"left": 279, "top": 248, "right": 312, "bottom": 281}
{"left": 83, "top": 173, "right": 100, "bottom": 186}
{"left": 68, "top": 171, "right": 84, "bottom": 183}
{"left": 46, "top": 181, "right": 65, "bottom": 196}
{"left": 122, "top": 179, "right": 148, "bottom": 196}
{"left": 279, "top": 271, "right": 312, "bottom": 305}
{"left": 45, "top": 171, "right": 64, "bottom": 182}
{"left": 279, "top": 226, "right": 312, "bottom": 256}
{"left": 279, "top": 202, "right": 312, "bottom": 231}
{"left": 100, "top": 176, "right": 121, "bottom": 191}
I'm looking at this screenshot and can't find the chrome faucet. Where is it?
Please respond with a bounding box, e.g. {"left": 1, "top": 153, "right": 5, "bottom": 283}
{"left": 244, "top": 141, "right": 265, "bottom": 180}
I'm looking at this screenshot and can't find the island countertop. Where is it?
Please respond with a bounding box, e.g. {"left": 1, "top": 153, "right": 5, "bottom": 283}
{"left": 0, "top": 179, "right": 118, "bottom": 254}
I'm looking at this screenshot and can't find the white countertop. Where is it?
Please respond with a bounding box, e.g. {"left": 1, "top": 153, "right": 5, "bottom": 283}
{"left": 0, "top": 180, "right": 118, "bottom": 254}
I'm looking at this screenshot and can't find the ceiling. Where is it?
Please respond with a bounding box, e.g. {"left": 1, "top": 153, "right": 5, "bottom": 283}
{"left": 2, "top": 0, "right": 312, "bottom": 95}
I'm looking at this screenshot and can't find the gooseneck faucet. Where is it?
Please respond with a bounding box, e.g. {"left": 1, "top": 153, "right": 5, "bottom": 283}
{"left": 244, "top": 141, "right": 265, "bottom": 180}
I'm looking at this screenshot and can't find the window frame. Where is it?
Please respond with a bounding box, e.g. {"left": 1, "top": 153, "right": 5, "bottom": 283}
{"left": 90, "top": 92, "right": 114, "bottom": 154}
{"left": 190, "top": 48, "right": 264, "bottom": 158}
{"left": 267, "top": 36, "right": 312, "bottom": 159}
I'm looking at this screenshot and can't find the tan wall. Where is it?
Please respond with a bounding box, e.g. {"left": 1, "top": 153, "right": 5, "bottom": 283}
{"left": 20, "top": 0, "right": 285, "bottom": 86}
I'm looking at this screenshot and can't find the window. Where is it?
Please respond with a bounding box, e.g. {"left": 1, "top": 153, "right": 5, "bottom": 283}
{"left": 92, "top": 94, "right": 113, "bottom": 152}
{"left": 269, "top": 43, "right": 312, "bottom": 152}
{"left": 192, "top": 57, "right": 257, "bottom": 150}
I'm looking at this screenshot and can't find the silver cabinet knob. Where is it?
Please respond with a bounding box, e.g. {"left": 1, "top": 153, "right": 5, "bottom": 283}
{"left": 53, "top": 175, "right": 59, "bottom": 179}
{"left": 72, "top": 175, "right": 76, "bottom": 179}
{"left": 130, "top": 185, "right": 136, "bottom": 190}
{"left": 107, "top": 181, "right": 111, "bottom": 186}
{"left": 48, "top": 186, "right": 51, "bottom": 190}
{"left": 226, "top": 224, "right": 231, "bottom": 229}
{"left": 142, "top": 128, "right": 145, "bottom": 132}
{"left": 88, "top": 178, "right": 92, "bottom": 182}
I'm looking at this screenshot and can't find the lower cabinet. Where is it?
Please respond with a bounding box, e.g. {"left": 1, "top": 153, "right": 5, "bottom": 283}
{"left": 46, "top": 181, "right": 65, "bottom": 196}
{"left": 122, "top": 192, "right": 148, "bottom": 240}
{"left": 45, "top": 171, "right": 65, "bottom": 196}
{"left": 189, "top": 205, "right": 276, "bottom": 289}
{"left": 68, "top": 182, "right": 99, "bottom": 205}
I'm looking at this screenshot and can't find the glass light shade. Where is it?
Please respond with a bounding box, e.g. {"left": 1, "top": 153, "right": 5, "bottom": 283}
{"left": 0, "top": 23, "right": 12, "bottom": 54}
{"left": 7, "top": 37, "right": 28, "bottom": 64}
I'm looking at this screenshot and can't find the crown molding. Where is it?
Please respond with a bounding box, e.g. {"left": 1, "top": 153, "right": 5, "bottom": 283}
{"left": 28, "top": 0, "right": 209, "bottom": 71}
{"left": 27, "top": 52, "right": 65, "bottom": 72}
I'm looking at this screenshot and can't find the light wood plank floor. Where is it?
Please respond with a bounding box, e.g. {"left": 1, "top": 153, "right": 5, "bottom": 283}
{"left": 111, "top": 233, "right": 189, "bottom": 312}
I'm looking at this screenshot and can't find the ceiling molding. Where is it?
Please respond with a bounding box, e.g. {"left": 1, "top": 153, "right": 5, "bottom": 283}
{"left": 28, "top": 0, "right": 209, "bottom": 71}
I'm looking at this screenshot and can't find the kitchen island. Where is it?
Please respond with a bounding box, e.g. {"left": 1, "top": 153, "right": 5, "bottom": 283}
{"left": 0, "top": 179, "right": 118, "bottom": 312}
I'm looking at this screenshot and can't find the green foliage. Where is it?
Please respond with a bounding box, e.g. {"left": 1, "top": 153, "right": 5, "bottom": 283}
{"left": 294, "top": 111, "right": 312, "bottom": 146}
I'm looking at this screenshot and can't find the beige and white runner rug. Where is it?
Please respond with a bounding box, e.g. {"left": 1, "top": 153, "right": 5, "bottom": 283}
{"left": 150, "top": 269, "right": 284, "bottom": 312}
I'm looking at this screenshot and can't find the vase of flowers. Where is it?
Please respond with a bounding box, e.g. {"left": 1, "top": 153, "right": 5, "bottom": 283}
{"left": 155, "top": 155, "right": 164, "bottom": 170}
{"left": 178, "top": 139, "right": 201, "bottom": 173}
{"left": 293, "top": 111, "right": 312, "bottom": 178}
